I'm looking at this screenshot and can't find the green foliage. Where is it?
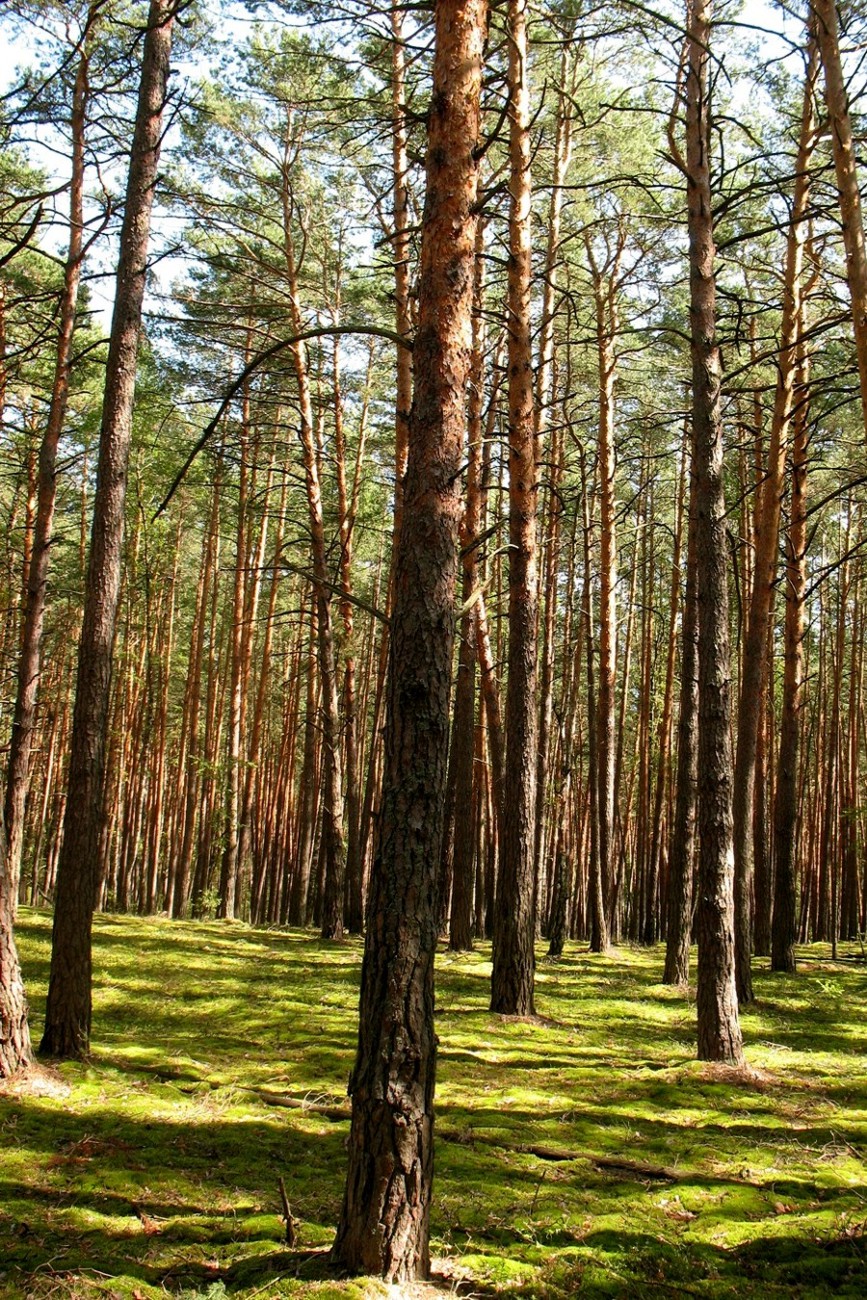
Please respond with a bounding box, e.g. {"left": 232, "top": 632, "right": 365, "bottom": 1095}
{"left": 3, "top": 913, "right": 866, "bottom": 1298}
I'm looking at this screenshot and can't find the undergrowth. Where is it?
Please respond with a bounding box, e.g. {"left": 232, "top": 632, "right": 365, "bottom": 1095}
{"left": 2, "top": 910, "right": 865, "bottom": 1297}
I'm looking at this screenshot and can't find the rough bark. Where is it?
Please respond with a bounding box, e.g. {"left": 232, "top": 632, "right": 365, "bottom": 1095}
{"left": 40, "top": 0, "right": 174, "bottom": 1059}
{"left": 331, "top": 0, "right": 486, "bottom": 1278}
{"left": 491, "top": 0, "right": 539, "bottom": 1016}
{"left": 684, "top": 0, "right": 745, "bottom": 1066}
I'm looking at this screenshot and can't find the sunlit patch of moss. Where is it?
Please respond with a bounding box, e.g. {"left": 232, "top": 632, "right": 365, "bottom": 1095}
{"left": 3, "top": 911, "right": 867, "bottom": 1297}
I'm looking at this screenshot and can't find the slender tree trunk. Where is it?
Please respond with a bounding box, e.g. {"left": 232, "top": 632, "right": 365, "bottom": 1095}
{"left": 171, "top": 464, "right": 221, "bottom": 916}
{"left": 812, "top": 0, "right": 867, "bottom": 436}
{"left": 652, "top": 436, "right": 686, "bottom": 954}
{"left": 4, "top": 11, "right": 94, "bottom": 900}
{"left": 491, "top": 0, "right": 539, "bottom": 1016}
{"left": 586, "top": 230, "right": 624, "bottom": 945}
{"left": 663, "top": 447, "right": 699, "bottom": 986}
{"left": 288, "top": 602, "right": 319, "bottom": 927}
{"left": 533, "top": 53, "right": 574, "bottom": 912}
{"left": 332, "top": 0, "right": 486, "bottom": 1277}
{"left": 731, "top": 30, "right": 818, "bottom": 1002}
{"left": 40, "top": 0, "right": 174, "bottom": 1059}
{"left": 448, "top": 224, "right": 486, "bottom": 951}
{"left": 579, "top": 449, "right": 608, "bottom": 953}
{"left": 1, "top": 804, "right": 32, "bottom": 1076}
{"left": 280, "top": 171, "right": 346, "bottom": 941}
{"left": 684, "top": 0, "right": 744, "bottom": 1066}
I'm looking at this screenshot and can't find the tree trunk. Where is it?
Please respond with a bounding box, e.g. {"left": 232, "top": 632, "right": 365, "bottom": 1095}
{"left": 491, "top": 0, "right": 539, "bottom": 1016}
{"left": 280, "top": 169, "right": 346, "bottom": 941}
{"left": 448, "top": 222, "right": 486, "bottom": 952}
{"left": 40, "top": 0, "right": 174, "bottom": 1059}
{"left": 586, "top": 229, "right": 624, "bottom": 946}
{"left": 0, "top": 811, "right": 32, "bottom": 1077}
{"left": 684, "top": 0, "right": 745, "bottom": 1066}
{"left": 730, "top": 28, "right": 818, "bottom": 1002}
{"left": 663, "top": 447, "right": 698, "bottom": 986}
{"left": 4, "top": 10, "right": 94, "bottom": 900}
{"left": 812, "top": 0, "right": 867, "bottom": 437}
{"left": 332, "top": 0, "right": 486, "bottom": 1276}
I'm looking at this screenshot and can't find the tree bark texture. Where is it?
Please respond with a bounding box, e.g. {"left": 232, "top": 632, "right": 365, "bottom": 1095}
{"left": 331, "top": 0, "right": 486, "bottom": 1278}
{"left": 491, "top": 0, "right": 539, "bottom": 1016}
{"left": 684, "top": 0, "right": 745, "bottom": 1066}
{"left": 40, "top": 0, "right": 174, "bottom": 1059}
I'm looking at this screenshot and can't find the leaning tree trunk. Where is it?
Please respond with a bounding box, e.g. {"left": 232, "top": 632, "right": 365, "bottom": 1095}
{"left": 491, "top": 0, "right": 539, "bottom": 1017}
{"left": 683, "top": 0, "right": 744, "bottom": 1066}
{"left": 40, "top": 0, "right": 174, "bottom": 1060}
{"left": 331, "top": 0, "right": 486, "bottom": 1279}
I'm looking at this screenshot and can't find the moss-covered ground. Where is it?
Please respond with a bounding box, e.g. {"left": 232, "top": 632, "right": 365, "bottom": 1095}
{"left": 2, "top": 910, "right": 866, "bottom": 1298}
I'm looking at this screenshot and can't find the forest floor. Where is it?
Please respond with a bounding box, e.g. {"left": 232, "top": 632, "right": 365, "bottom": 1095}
{"left": 2, "top": 911, "right": 866, "bottom": 1299}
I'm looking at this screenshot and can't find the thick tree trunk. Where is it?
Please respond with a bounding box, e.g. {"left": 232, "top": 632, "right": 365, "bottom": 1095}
{"left": 491, "top": 0, "right": 539, "bottom": 1016}
{"left": 331, "top": 0, "right": 486, "bottom": 1277}
{"left": 40, "top": 1, "right": 174, "bottom": 1059}
{"left": 684, "top": 0, "right": 745, "bottom": 1066}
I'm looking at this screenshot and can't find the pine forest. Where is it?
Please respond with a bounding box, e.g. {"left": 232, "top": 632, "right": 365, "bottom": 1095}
{"left": 1, "top": 0, "right": 867, "bottom": 1296}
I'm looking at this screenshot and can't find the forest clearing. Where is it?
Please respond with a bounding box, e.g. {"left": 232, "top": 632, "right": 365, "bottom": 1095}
{"left": 2, "top": 911, "right": 866, "bottom": 1299}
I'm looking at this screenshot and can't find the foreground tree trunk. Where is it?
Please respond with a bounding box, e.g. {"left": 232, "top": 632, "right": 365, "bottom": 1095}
{"left": 40, "top": 0, "right": 174, "bottom": 1059}
{"left": 331, "top": 0, "right": 486, "bottom": 1279}
{"left": 683, "top": 0, "right": 744, "bottom": 1066}
{"left": 491, "top": 0, "right": 539, "bottom": 1016}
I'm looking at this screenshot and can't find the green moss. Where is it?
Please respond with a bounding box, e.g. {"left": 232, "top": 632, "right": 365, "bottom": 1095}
{"left": 3, "top": 911, "right": 867, "bottom": 1297}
